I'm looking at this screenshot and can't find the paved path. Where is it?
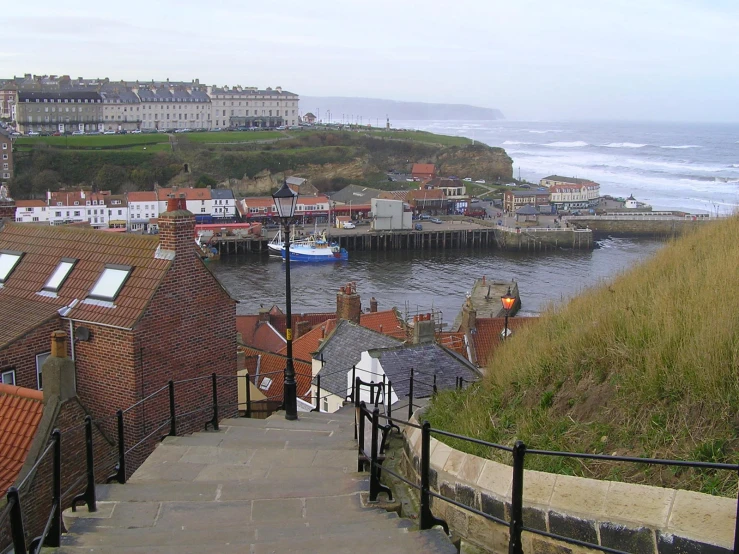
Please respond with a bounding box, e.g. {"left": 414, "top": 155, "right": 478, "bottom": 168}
{"left": 53, "top": 409, "right": 455, "bottom": 553}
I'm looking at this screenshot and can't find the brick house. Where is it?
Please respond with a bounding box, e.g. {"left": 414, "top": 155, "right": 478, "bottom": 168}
{"left": 0, "top": 197, "right": 238, "bottom": 470}
{"left": 503, "top": 190, "right": 550, "bottom": 214}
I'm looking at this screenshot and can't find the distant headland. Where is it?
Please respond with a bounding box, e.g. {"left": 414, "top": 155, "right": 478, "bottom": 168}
{"left": 299, "top": 96, "right": 505, "bottom": 122}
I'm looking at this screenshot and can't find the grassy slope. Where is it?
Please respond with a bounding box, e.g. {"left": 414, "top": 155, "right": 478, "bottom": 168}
{"left": 15, "top": 134, "right": 169, "bottom": 148}
{"left": 426, "top": 216, "right": 739, "bottom": 496}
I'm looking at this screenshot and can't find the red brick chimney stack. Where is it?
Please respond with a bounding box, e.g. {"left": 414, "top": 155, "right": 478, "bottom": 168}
{"left": 336, "top": 282, "right": 361, "bottom": 324}
{"left": 370, "top": 297, "right": 378, "bottom": 313}
{"left": 159, "top": 194, "right": 194, "bottom": 255}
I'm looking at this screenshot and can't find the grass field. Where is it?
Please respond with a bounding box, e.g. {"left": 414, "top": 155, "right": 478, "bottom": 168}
{"left": 184, "top": 131, "right": 285, "bottom": 143}
{"left": 426, "top": 216, "right": 739, "bottom": 496}
{"left": 365, "top": 129, "right": 473, "bottom": 146}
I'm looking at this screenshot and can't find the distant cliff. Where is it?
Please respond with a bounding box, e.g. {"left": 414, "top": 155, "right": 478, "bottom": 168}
{"left": 300, "top": 96, "right": 504, "bottom": 122}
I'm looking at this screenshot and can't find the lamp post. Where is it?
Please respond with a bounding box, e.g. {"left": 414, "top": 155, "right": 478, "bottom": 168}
{"left": 501, "top": 287, "right": 516, "bottom": 341}
{"left": 272, "top": 181, "right": 299, "bottom": 420}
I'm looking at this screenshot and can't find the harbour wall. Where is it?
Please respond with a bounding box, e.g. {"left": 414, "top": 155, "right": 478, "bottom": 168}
{"left": 568, "top": 217, "right": 713, "bottom": 238}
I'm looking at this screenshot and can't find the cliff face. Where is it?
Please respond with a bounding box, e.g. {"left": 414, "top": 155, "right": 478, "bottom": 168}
{"left": 435, "top": 145, "right": 513, "bottom": 182}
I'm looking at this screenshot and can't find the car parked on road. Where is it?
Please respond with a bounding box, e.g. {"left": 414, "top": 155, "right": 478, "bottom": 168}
{"left": 72, "top": 131, "right": 85, "bottom": 136}
{"left": 430, "top": 218, "right": 443, "bottom": 224}
{"left": 475, "top": 179, "right": 486, "bottom": 184}
{"left": 414, "top": 223, "right": 423, "bottom": 231}
{"left": 342, "top": 222, "right": 356, "bottom": 229}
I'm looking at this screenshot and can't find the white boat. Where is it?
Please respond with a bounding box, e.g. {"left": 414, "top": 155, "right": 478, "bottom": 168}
{"left": 280, "top": 232, "right": 348, "bottom": 262}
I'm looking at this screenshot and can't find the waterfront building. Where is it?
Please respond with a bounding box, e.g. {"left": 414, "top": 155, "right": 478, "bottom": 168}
{"left": 211, "top": 188, "right": 236, "bottom": 220}
{"left": 101, "top": 87, "right": 142, "bottom": 132}
{"left": 541, "top": 175, "right": 600, "bottom": 211}
{"left": 406, "top": 188, "right": 446, "bottom": 214}
{"left": 126, "top": 190, "right": 159, "bottom": 231}
{"left": 156, "top": 187, "right": 212, "bottom": 221}
{"left": 15, "top": 90, "right": 104, "bottom": 134}
{"left": 13, "top": 199, "right": 49, "bottom": 224}
{"left": 136, "top": 85, "right": 211, "bottom": 131}
{"left": 0, "top": 128, "right": 12, "bottom": 187}
{"left": 503, "top": 189, "right": 550, "bottom": 213}
{"left": 106, "top": 194, "right": 128, "bottom": 228}
{"left": 240, "top": 194, "right": 331, "bottom": 224}
{"left": 209, "top": 85, "right": 299, "bottom": 129}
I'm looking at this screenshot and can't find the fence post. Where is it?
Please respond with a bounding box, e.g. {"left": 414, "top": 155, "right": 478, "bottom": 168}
{"left": 508, "top": 440, "right": 526, "bottom": 554}
{"left": 420, "top": 421, "right": 448, "bottom": 533}
{"left": 354, "top": 376, "right": 361, "bottom": 440}
{"left": 6, "top": 487, "right": 27, "bottom": 554}
{"left": 386, "top": 379, "right": 391, "bottom": 415}
{"left": 207, "top": 372, "right": 219, "bottom": 431}
{"left": 73, "top": 415, "right": 97, "bottom": 513}
{"left": 433, "top": 374, "right": 437, "bottom": 395}
{"left": 357, "top": 401, "right": 366, "bottom": 472}
{"left": 312, "top": 375, "right": 321, "bottom": 412}
{"left": 351, "top": 365, "right": 356, "bottom": 402}
{"left": 107, "top": 409, "right": 126, "bottom": 484}
{"left": 48, "top": 428, "right": 62, "bottom": 547}
{"left": 245, "top": 373, "right": 252, "bottom": 418}
{"left": 369, "top": 407, "right": 381, "bottom": 501}
{"left": 407, "top": 369, "right": 414, "bottom": 420}
{"left": 168, "top": 380, "right": 177, "bottom": 437}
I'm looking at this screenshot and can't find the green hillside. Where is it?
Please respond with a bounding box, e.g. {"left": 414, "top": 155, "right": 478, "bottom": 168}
{"left": 426, "top": 216, "right": 739, "bottom": 496}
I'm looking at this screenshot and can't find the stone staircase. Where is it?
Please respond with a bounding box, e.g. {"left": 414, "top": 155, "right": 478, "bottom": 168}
{"left": 52, "top": 409, "right": 456, "bottom": 553}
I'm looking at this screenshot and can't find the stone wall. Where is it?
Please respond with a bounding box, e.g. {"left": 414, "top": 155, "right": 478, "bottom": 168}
{"left": 399, "top": 415, "right": 735, "bottom": 553}
{"left": 494, "top": 228, "right": 593, "bottom": 251}
{"left": 569, "top": 218, "right": 711, "bottom": 238}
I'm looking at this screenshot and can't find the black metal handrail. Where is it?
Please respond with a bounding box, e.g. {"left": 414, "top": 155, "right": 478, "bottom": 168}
{"left": 359, "top": 405, "right": 739, "bottom": 554}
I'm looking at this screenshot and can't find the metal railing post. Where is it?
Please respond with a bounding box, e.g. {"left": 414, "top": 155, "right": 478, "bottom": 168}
{"left": 369, "top": 407, "right": 381, "bottom": 501}
{"left": 374, "top": 382, "right": 380, "bottom": 408}
{"left": 73, "top": 415, "right": 97, "bottom": 512}
{"left": 508, "top": 440, "right": 526, "bottom": 554}
{"left": 408, "top": 369, "right": 414, "bottom": 420}
{"left": 168, "top": 380, "right": 177, "bottom": 437}
{"left": 107, "top": 409, "right": 126, "bottom": 484}
{"left": 312, "top": 375, "right": 321, "bottom": 412}
{"left": 7, "top": 487, "right": 27, "bottom": 554}
{"left": 48, "top": 429, "right": 62, "bottom": 547}
{"left": 351, "top": 365, "right": 356, "bottom": 402}
{"left": 207, "top": 372, "right": 219, "bottom": 431}
{"left": 245, "top": 373, "right": 252, "bottom": 418}
{"left": 382, "top": 375, "right": 387, "bottom": 408}
{"left": 387, "top": 380, "right": 392, "bottom": 417}
{"left": 357, "top": 401, "right": 366, "bottom": 472}
{"left": 420, "top": 421, "right": 448, "bottom": 533}
{"left": 459, "top": 376, "right": 465, "bottom": 389}
{"left": 354, "top": 376, "right": 361, "bottom": 440}
{"left": 433, "top": 374, "right": 437, "bottom": 395}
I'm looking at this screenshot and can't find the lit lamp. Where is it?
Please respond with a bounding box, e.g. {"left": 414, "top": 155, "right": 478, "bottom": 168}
{"left": 272, "top": 181, "right": 299, "bottom": 420}
{"left": 501, "top": 287, "right": 516, "bottom": 341}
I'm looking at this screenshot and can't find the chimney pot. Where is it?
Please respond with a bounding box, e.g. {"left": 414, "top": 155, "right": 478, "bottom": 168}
{"left": 51, "top": 330, "right": 67, "bottom": 359}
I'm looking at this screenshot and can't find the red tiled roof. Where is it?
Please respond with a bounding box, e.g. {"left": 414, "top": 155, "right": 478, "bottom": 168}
{"left": 472, "top": 317, "right": 538, "bottom": 367}
{"left": 360, "top": 310, "right": 407, "bottom": 340}
{"left": 0, "top": 223, "right": 171, "bottom": 329}
{"left": 438, "top": 332, "right": 467, "bottom": 359}
{"left": 126, "top": 191, "right": 157, "bottom": 202}
{"left": 15, "top": 200, "right": 46, "bottom": 208}
{"left": 0, "top": 296, "right": 60, "bottom": 349}
{"left": 156, "top": 188, "right": 211, "bottom": 201}
{"left": 378, "top": 191, "right": 409, "bottom": 202}
{"left": 406, "top": 189, "right": 445, "bottom": 201}
{"left": 270, "top": 312, "right": 336, "bottom": 335}
{"left": 412, "top": 164, "right": 436, "bottom": 175}
{"left": 239, "top": 346, "right": 313, "bottom": 403}
{"left": 236, "top": 315, "right": 286, "bottom": 353}
{"left": 281, "top": 319, "right": 338, "bottom": 362}
{"left": 0, "top": 384, "right": 44, "bottom": 494}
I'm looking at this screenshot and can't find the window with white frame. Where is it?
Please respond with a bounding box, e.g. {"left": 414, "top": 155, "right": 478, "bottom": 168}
{"left": 36, "top": 352, "right": 50, "bottom": 389}
{"left": 1, "top": 368, "right": 15, "bottom": 385}
{"left": 43, "top": 258, "right": 77, "bottom": 293}
{"left": 88, "top": 264, "right": 132, "bottom": 301}
{"left": 0, "top": 250, "right": 24, "bottom": 284}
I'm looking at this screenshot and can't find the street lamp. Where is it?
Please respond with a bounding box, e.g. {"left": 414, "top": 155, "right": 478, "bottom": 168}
{"left": 501, "top": 287, "right": 516, "bottom": 341}
{"left": 272, "top": 181, "right": 299, "bottom": 420}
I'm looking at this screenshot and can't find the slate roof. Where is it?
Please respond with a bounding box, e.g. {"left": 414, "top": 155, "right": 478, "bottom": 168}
{"left": 240, "top": 346, "right": 312, "bottom": 403}
{"left": 18, "top": 91, "right": 101, "bottom": 102}
{"left": 315, "top": 320, "right": 402, "bottom": 397}
{"left": 0, "top": 223, "right": 170, "bottom": 329}
{"left": 0, "top": 384, "right": 44, "bottom": 494}
{"left": 210, "top": 189, "right": 234, "bottom": 200}
{"left": 515, "top": 205, "right": 538, "bottom": 216}
{"left": 368, "top": 343, "right": 480, "bottom": 400}
{"left": 0, "top": 296, "right": 60, "bottom": 349}
{"left": 542, "top": 175, "right": 599, "bottom": 186}
{"left": 329, "top": 185, "right": 385, "bottom": 205}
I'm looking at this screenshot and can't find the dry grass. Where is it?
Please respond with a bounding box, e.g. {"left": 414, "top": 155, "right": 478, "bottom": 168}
{"left": 426, "top": 216, "right": 739, "bottom": 496}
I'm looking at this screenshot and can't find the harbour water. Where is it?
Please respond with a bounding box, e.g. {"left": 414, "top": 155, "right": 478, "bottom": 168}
{"left": 210, "top": 237, "right": 665, "bottom": 322}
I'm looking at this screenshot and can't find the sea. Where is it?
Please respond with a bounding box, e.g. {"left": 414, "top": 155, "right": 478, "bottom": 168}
{"left": 210, "top": 120, "right": 736, "bottom": 322}
{"left": 394, "top": 120, "right": 739, "bottom": 216}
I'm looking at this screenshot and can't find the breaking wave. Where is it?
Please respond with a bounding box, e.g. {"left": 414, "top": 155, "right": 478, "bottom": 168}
{"left": 661, "top": 145, "right": 702, "bottom": 149}
{"left": 544, "top": 141, "right": 589, "bottom": 147}
{"left": 602, "top": 142, "right": 647, "bottom": 148}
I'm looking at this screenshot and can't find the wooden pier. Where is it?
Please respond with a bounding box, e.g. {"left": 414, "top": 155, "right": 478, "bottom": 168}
{"left": 206, "top": 224, "right": 593, "bottom": 256}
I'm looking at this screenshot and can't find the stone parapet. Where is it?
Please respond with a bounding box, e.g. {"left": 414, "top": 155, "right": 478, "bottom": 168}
{"left": 399, "top": 414, "right": 735, "bottom": 553}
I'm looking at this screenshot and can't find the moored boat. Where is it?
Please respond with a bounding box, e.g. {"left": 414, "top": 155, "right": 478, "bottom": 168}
{"left": 280, "top": 232, "right": 348, "bottom": 262}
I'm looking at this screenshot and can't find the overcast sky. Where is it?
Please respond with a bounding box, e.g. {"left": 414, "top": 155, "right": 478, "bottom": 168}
{"left": 2, "top": 0, "right": 737, "bottom": 122}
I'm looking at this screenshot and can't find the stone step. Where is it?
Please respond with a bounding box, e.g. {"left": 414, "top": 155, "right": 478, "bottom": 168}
{"left": 50, "top": 528, "right": 455, "bottom": 554}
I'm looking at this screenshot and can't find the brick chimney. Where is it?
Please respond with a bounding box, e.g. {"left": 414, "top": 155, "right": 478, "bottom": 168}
{"left": 413, "top": 314, "right": 436, "bottom": 345}
{"left": 295, "top": 319, "right": 311, "bottom": 340}
{"left": 42, "top": 331, "right": 76, "bottom": 404}
{"left": 336, "top": 282, "right": 361, "bottom": 324}
{"left": 369, "top": 297, "right": 378, "bottom": 313}
{"left": 258, "top": 307, "right": 270, "bottom": 322}
{"left": 158, "top": 195, "right": 194, "bottom": 257}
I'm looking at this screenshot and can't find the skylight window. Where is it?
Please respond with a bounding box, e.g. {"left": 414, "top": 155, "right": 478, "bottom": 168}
{"left": 88, "top": 264, "right": 132, "bottom": 301}
{"left": 259, "top": 377, "right": 273, "bottom": 391}
{"left": 0, "top": 251, "right": 24, "bottom": 284}
{"left": 43, "top": 258, "right": 77, "bottom": 292}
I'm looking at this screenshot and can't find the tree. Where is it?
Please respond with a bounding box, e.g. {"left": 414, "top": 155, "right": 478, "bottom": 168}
{"left": 31, "top": 170, "right": 61, "bottom": 197}
{"left": 95, "top": 165, "right": 127, "bottom": 191}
